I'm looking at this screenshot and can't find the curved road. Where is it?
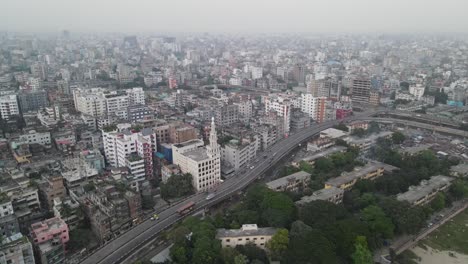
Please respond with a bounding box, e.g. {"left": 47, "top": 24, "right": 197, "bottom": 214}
{"left": 80, "top": 111, "right": 467, "bottom": 264}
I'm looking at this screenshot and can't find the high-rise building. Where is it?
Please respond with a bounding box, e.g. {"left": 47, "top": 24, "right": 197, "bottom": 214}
{"left": 172, "top": 118, "right": 221, "bottom": 192}
{"left": 215, "top": 104, "right": 239, "bottom": 127}
{"left": 74, "top": 87, "right": 143, "bottom": 120}
{"left": 293, "top": 64, "right": 306, "bottom": 85}
{"left": 264, "top": 95, "right": 292, "bottom": 136}
{"left": 301, "top": 94, "right": 327, "bottom": 123}
{"left": 126, "top": 87, "right": 145, "bottom": 105}
{"left": 0, "top": 94, "right": 20, "bottom": 120}
{"left": 102, "top": 127, "right": 156, "bottom": 183}
{"left": 18, "top": 90, "right": 49, "bottom": 113}
{"left": 351, "top": 77, "right": 372, "bottom": 104}
{"left": 308, "top": 78, "right": 342, "bottom": 100}
{"left": 30, "top": 62, "right": 48, "bottom": 81}
{"left": 38, "top": 175, "right": 66, "bottom": 212}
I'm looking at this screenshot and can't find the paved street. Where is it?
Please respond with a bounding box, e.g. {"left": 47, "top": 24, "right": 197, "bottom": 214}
{"left": 80, "top": 111, "right": 468, "bottom": 264}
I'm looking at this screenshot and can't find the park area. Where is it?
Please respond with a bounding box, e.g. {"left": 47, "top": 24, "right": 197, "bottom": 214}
{"left": 400, "top": 208, "right": 468, "bottom": 264}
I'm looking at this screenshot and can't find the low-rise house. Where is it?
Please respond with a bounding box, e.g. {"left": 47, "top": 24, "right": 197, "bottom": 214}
{"left": 397, "top": 175, "right": 454, "bottom": 206}
{"left": 266, "top": 171, "right": 311, "bottom": 192}
{"left": 450, "top": 163, "right": 468, "bottom": 177}
{"left": 325, "top": 161, "right": 398, "bottom": 190}
{"left": 293, "top": 146, "right": 347, "bottom": 167}
{"left": 295, "top": 187, "right": 345, "bottom": 206}
{"left": 216, "top": 224, "right": 276, "bottom": 249}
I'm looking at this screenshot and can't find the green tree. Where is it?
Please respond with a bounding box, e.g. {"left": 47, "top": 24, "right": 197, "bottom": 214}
{"left": 449, "top": 180, "right": 468, "bottom": 199}
{"left": 351, "top": 128, "right": 367, "bottom": 138}
{"left": 298, "top": 161, "right": 314, "bottom": 174}
{"left": 299, "top": 200, "right": 348, "bottom": 229}
{"left": 315, "top": 158, "right": 335, "bottom": 172}
{"left": 160, "top": 173, "right": 194, "bottom": 199}
{"left": 220, "top": 247, "right": 241, "bottom": 264}
{"left": 170, "top": 245, "right": 189, "bottom": 264}
{"left": 392, "top": 132, "right": 406, "bottom": 144}
{"left": 351, "top": 236, "right": 373, "bottom": 264}
{"left": 333, "top": 122, "right": 349, "bottom": 132}
{"left": 233, "top": 254, "right": 248, "bottom": 264}
{"left": 361, "top": 205, "right": 394, "bottom": 239}
{"left": 236, "top": 244, "right": 270, "bottom": 264}
{"left": 266, "top": 228, "right": 289, "bottom": 260}
{"left": 285, "top": 221, "right": 338, "bottom": 264}
{"left": 367, "top": 121, "right": 381, "bottom": 134}
{"left": 430, "top": 192, "right": 445, "bottom": 211}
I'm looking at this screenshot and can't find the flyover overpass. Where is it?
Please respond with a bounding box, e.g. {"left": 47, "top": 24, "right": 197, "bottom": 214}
{"left": 79, "top": 113, "right": 467, "bottom": 264}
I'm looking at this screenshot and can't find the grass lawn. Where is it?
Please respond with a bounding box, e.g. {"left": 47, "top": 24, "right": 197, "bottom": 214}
{"left": 420, "top": 207, "right": 468, "bottom": 255}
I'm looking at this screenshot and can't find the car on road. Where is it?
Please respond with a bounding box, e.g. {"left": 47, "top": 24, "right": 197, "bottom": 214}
{"left": 206, "top": 193, "right": 216, "bottom": 200}
{"left": 250, "top": 166, "right": 255, "bottom": 169}
{"left": 150, "top": 213, "right": 159, "bottom": 221}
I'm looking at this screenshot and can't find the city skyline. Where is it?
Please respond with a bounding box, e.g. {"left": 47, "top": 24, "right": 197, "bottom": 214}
{"left": 2, "top": 0, "right": 468, "bottom": 34}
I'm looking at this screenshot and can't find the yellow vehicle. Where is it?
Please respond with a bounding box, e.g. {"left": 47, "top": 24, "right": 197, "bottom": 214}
{"left": 151, "top": 213, "right": 159, "bottom": 221}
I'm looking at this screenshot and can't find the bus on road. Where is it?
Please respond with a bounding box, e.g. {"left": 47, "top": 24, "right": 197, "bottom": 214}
{"left": 177, "top": 201, "right": 195, "bottom": 216}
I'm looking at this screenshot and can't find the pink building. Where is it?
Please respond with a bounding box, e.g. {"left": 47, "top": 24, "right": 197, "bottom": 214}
{"left": 336, "top": 108, "right": 353, "bottom": 120}
{"left": 30, "top": 217, "right": 69, "bottom": 245}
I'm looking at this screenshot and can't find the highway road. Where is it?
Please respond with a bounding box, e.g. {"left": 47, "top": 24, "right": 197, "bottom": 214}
{"left": 79, "top": 111, "right": 467, "bottom": 264}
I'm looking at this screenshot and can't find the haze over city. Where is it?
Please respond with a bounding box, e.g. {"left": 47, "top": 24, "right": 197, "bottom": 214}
{"left": 2, "top": 1, "right": 468, "bottom": 264}
{"left": 2, "top": 0, "right": 468, "bottom": 33}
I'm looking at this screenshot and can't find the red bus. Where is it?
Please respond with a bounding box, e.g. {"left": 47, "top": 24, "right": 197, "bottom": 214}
{"left": 177, "top": 201, "right": 195, "bottom": 216}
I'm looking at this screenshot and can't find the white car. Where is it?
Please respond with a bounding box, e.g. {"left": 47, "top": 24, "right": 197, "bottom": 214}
{"left": 206, "top": 193, "right": 216, "bottom": 200}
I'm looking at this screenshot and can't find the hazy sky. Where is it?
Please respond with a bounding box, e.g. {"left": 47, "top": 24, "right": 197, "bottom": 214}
{"left": 3, "top": 0, "right": 468, "bottom": 34}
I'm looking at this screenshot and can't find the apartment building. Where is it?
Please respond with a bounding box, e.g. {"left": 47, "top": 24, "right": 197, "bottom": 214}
{"left": 263, "top": 95, "right": 292, "bottom": 135}
{"left": 295, "top": 187, "right": 345, "bottom": 206}
{"left": 38, "top": 175, "right": 66, "bottom": 212}
{"left": 397, "top": 175, "right": 454, "bottom": 206}
{"left": 30, "top": 217, "right": 69, "bottom": 264}
{"left": 216, "top": 224, "right": 276, "bottom": 249}
{"left": 301, "top": 94, "right": 327, "bottom": 122}
{"left": 215, "top": 104, "right": 239, "bottom": 127}
{"left": 0, "top": 199, "right": 20, "bottom": 238}
{"left": 18, "top": 130, "right": 51, "bottom": 146}
{"left": 325, "top": 162, "right": 398, "bottom": 190}
{"left": 221, "top": 138, "right": 258, "bottom": 172}
{"left": 172, "top": 118, "right": 221, "bottom": 192}
{"left": 0, "top": 233, "right": 35, "bottom": 264}
{"left": 266, "top": 171, "right": 311, "bottom": 192}
{"left": 351, "top": 77, "right": 371, "bottom": 104}
{"left": 0, "top": 94, "right": 20, "bottom": 120}
{"left": 103, "top": 127, "right": 156, "bottom": 184}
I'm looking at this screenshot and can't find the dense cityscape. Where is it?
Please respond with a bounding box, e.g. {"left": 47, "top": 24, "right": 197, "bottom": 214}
{"left": 1, "top": 22, "right": 468, "bottom": 264}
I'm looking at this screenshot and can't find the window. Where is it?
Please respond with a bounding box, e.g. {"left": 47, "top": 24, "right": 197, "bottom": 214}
{"left": 238, "top": 238, "right": 242, "bottom": 241}
{"left": 226, "top": 239, "right": 230, "bottom": 242}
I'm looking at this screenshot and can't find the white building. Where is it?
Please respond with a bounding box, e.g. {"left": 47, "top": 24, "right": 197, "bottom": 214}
{"left": 74, "top": 87, "right": 142, "bottom": 120}
{"left": 0, "top": 201, "right": 14, "bottom": 217}
{"left": 73, "top": 88, "right": 107, "bottom": 117}
{"left": 126, "top": 87, "right": 145, "bottom": 105}
{"left": 264, "top": 95, "right": 292, "bottom": 135}
{"left": 409, "top": 84, "right": 425, "bottom": 100}
{"left": 251, "top": 67, "right": 263, "bottom": 80}
{"left": 221, "top": 138, "right": 258, "bottom": 172}
{"left": 234, "top": 100, "right": 253, "bottom": 121}
{"left": 0, "top": 94, "right": 20, "bottom": 120}
{"left": 102, "top": 127, "right": 156, "bottom": 184}
{"left": 172, "top": 118, "right": 221, "bottom": 192}
{"left": 301, "top": 94, "right": 326, "bottom": 121}
{"left": 18, "top": 130, "right": 51, "bottom": 146}
{"left": 216, "top": 224, "right": 276, "bottom": 249}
